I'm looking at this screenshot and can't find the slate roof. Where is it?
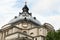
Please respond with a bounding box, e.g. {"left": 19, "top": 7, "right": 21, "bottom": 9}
{"left": 8, "top": 13, "right": 41, "bottom": 26}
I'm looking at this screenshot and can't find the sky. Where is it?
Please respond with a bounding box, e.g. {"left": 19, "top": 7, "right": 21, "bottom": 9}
{"left": 0, "top": 0, "right": 60, "bottom": 30}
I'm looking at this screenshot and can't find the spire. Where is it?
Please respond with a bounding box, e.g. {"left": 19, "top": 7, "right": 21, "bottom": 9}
{"left": 22, "top": 2, "right": 29, "bottom": 12}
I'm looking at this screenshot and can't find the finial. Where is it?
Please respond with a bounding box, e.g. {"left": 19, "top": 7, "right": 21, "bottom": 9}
{"left": 25, "top": 1, "right": 27, "bottom": 5}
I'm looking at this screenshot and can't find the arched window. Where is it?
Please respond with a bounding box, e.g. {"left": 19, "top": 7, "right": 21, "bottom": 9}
{"left": 35, "top": 38, "right": 37, "bottom": 40}
{"left": 23, "top": 31, "right": 27, "bottom": 34}
{"left": 30, "top": 33, "right": 33, "bottom": 35}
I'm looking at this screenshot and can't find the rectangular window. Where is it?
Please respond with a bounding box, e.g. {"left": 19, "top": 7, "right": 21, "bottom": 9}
{"left": 41, "top": 37, "right": 45, "bottom": 40}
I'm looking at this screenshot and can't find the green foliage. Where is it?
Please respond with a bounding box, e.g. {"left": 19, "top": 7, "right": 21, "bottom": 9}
{"left": 46, "top": 29, "right": 60, "bottom": 40}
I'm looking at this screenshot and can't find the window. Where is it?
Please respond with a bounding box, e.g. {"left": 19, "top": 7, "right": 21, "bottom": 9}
{"left": 41, "top": 37, "right": 45, "bottom": 40}
{"left": 23, "top": 31, "right": 27, "bottom": 34}
{"left": 35, "top": 38, "right": 37, "bottom": 40}
{"left": 43, "top": 37, "right": 45, "bottom": 40}
{"left": 30, "top": 33, "right": 33, "bottom": 35}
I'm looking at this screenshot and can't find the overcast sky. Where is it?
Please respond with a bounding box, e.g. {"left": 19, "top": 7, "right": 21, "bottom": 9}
{"left": 0, "top": 0, "right": 60, "bottom": 30}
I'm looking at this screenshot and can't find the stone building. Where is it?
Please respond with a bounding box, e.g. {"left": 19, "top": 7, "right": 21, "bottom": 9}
{"left": 0, "top": 3, "right": 54, "bottom": 40}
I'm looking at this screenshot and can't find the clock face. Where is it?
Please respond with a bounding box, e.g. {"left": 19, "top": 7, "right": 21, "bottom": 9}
{"left": 22, "top": 23, "right": 28, "bottom": 28}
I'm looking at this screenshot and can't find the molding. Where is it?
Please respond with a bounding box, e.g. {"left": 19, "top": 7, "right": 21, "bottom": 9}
{"left": 5, "top": 32, "right": 34, "bottom": 38}
{"left": 34, "top": 35, "right": 46, "bottom": 38}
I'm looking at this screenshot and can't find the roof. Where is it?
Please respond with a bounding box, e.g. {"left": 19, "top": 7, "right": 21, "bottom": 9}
{"left": 8, "top": 12, "right": 41, "bottom": 26}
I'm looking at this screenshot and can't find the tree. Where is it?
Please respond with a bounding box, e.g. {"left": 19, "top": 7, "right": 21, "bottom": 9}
{"left": 56, "top": 29, "right": 60, "bottom": 40}
{"left": 46, "top": 29, "right": 60, "bottom": 40}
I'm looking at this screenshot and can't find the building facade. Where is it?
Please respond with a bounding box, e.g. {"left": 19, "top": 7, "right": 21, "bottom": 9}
{"left": 0, "top": 4, "right": 54, "bottom": 40}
